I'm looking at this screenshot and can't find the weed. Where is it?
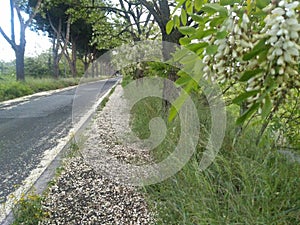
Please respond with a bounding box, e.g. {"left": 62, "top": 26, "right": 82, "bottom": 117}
{"left": 130, "top": 96, "right": 300, "bottom": 224}
{"left": 12, "top": 193, "right": 46, "bottom": 225}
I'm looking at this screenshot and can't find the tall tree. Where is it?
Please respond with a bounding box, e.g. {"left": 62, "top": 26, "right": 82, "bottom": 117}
{"left": 32, "top": 2, "right": 72, "bottom": 78}
{"left": 0, "top": 0, "right": 42, "bottom": 81}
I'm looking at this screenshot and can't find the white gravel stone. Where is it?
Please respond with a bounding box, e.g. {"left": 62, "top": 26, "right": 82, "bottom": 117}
{"left": 40, "top": 85, "right": 155, "bottom": 224}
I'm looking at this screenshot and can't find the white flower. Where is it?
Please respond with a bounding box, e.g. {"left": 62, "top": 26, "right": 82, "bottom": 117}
{"left": 272, "top": 8, "right": 285, "bottom": 16}
{"left": 286, "top": 10, "right": 295, "bottom": 17}
{"left": 267, "top": 53, "right": 275, "bottom": 61}
{"left": 278, "top": 67, "right": 284, "bottom": 74}
{"left": 286, "top": 18, "right": 298, "bottom": 25}
{"left": 242, "top": 13, "right": 250, "bottom": 23}
{"left": 286, "top": 1, "right": 299, "bottom": 9}
{"left": 287, "top": 47, "right": 299, "bottom": 56}
{"left": 277, "top": 56, "right": 284, "bottom": 65}
{"left": 290, "top": 31, "right": 299, "bottom": 39}
{"left": 284, "top": 52, "right": 292, "bottom": 62}
{"left": 268, "top": 36, "right": 278, "bottom": 44}
{"left": 283, "top": 41, "right": 294, "bottom": 49}
{"left": 276, "top": 15, "right": 285, "bottom": 22}
{"left": 275, "top": 48, "right": 283, "bottom": 56}
{"left": 263, "top": 4, "right": 275, "bottom": 12}
{"left": 291, "top": 24, "right": 300, "bottom": 31}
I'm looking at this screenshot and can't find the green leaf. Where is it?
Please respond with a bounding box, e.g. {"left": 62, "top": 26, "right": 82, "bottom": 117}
{"left": 190, "top": 14, "right": 204, "bottom": 23}
{"left": 191, "top": 29, "right": 216, "bottom": 39}
{"left": 194, "top": 0, "right": 204, "bottom": 11}
{"left": 176, "top": 74, "right": 192, "bottom": 86}
{"left": 186, "top": 0, "right": 193, "bottom": 14}
{"left": 236, "top": 103, "right": 259, "bottom": 125}
{"left": 180, "top": 54, "right": 198, "bottom": 64}
{"left": 173, "top": 15, "right": 180, "bottom": 28}
{"left": 179, "top": 37, "right": 191, "bottom": 45}
{"left": 257, "top": 49, "right": 268, "bottom": 63}
{"left": 220, "top": 0, "right": 240, "bottom": 5}
{"left": 256, "top": 0, "right": 270, "bottom": 9}
{"left": 181, "top": 9, "right": 187, "bottom": 26}
{"left": 239, "top": 69, "right": 264, "bottom": 82}
{"left": 232, "top": 90, "right": 260, "bottom": 105}
{"left": 172, "top": 0, "right": 186, "bottom": 14}
{"left": 210, "top": 16, "right": 227, "bottom": 27}
{"left": 216, "top": 31, "right": 228, "bottom": 39}
{"left": 202, "top": 3, "right": 227, "bottom": 16}
{"left": 166, "top": 20, "right": 174, "bottom": 35}
{"left": 172, "top": 48, "right": 190, "bottom": 61}
{"left": 178, "top": 26, "right": 196, "bottom": 35}
{"left": 169, "top": 91, "right": 189, "bottom": 122}
{"left": 243, "top": 38, "right": 268, "bottom": 61}
{"left": 206, "top": 45, "right": 218, "bottom": 55}
{"left": 261, "top": 94, "right": 272, "bottom": 119}
{"left": 186, "top": 42, "right": 209, "bottom": 52}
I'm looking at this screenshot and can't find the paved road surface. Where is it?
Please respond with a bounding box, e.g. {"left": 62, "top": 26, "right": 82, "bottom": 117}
{"left": 0, "top": 78, "right": 118, "bottom": 204}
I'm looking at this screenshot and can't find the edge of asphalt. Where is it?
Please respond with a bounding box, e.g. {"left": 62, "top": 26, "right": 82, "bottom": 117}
{"left": 0, "top": 78, "right": 120, "bottom": 225}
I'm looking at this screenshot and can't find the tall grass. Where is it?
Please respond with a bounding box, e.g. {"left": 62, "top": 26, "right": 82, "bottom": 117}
{"left": 0, "top": 76, "right": 79, "bottom": 102}
{"left": 130, "top": 96, "right": 300, "bottom": 224}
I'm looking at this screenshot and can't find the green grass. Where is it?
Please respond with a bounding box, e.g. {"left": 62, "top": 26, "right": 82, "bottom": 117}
{"left": 0, "top": 76, "right": 80, "bottom": 102}
{"left": 12, "top": 193, "right": 46, "bottom": 225}
{"left": 97, "top": 87, "right": 116, "bottom": 111}
{"left": 130, "top": 96, "right": 300, "bottom": 224}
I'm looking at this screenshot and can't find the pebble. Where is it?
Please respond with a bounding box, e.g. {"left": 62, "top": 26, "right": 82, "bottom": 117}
{"left": 39, "top": 85, "right": 155, "bottom": 224}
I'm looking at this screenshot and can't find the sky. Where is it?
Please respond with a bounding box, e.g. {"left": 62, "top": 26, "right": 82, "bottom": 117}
{"left": 0, "top": 0, "right": 52, "bottom": 62}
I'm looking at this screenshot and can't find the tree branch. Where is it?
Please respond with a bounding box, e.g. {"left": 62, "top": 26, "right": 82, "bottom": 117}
{"left": 0, "top": 26, "right": 16, "bottom": 50}
{"left": 10, "top": 0, "right": 15, "bottom": 44}
{"left": 25, "top": 0, "right": 43, "bottom": 28}
{"left": 139, "top": 0, "right": 163, "bottom": 29}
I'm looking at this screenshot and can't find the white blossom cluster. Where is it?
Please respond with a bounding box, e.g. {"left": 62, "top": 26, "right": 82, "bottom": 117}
{"left": 202, "top": 0, "right": 300, "bottom": 111}
{"left": 247, "top": 0, "right": 300, "bottom": 104}
{"left": 264, "top": 0, "right": 300, "bottom": 78}
{"left": 203, "top": 8, "right": 253, "bottom": 83}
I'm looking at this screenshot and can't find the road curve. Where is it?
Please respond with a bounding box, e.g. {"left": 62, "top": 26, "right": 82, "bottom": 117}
{"left": 0, "top": 78, "right": 118, "bottom": 205}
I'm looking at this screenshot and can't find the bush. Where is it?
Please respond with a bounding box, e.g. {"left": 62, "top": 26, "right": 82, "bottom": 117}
{"left": 1, "top": 82, "right": 33, "bottom": 100}
{"left": 0, "top": 77, "right": 79, "bottom": 102}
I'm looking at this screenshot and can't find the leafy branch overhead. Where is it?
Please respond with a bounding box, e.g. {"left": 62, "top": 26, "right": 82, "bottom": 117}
{"left": 167, "top": 0, "right": 300, "bottom": 133}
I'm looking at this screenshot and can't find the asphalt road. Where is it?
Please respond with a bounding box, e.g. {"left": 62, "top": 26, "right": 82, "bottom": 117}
{"left": 0, "top": 78, "right": 118, "bottom": 204}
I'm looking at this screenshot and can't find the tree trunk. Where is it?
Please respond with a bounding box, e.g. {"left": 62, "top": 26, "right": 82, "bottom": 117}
{"left": 15, "top": 46, "right": 25, "bottom": 81}
{"left": 51, "top": 16, "right": 62, "bottom": 79}
{"left": 71, "top": 40, "right": 77, "bottom": 77}
{"left": 96, "top": 60, "right": 99, "bottom": 77}
{"left": 161, "top": 30, "right": 183, "bottom": 113}
{"left": 52, "top": 43, "right": 60, "bottom": 79}
{"left": 83, "top": 61, "right": 89, "bottom": 72}
{"left": 15, "top": 25, "right": 26, "bottom": 81}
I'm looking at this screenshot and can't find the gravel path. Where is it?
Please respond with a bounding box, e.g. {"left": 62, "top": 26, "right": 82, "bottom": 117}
{"left": 40, "top": 85, "right": 154, "bottom": 224}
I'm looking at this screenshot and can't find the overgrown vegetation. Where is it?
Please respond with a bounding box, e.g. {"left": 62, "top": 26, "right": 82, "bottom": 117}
{"left": 0, "top": 76, "right": 79, "bottom": 102}
{"left": 130, "top": 96, "right": 300, "bottom": 224}
{"left": 12, "top": 193, "right": 46, "bottom": 225}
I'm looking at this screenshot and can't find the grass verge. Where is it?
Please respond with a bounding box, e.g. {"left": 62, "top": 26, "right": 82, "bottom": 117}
{"left": 0, "top": 76, "right": 114, "bottom": 102}
{"left": 0, "top": 76, "right": 80, "bottom": 102}
{"left": 130, "top": 96, "right": 300, "bottom": 224}
{"left": 97, "top": 86, "right": 116, "bottom": 111}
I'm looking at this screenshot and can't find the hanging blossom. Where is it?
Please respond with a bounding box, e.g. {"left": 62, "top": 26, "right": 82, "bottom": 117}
{"left": 265, "top": 0, "right": 300, "bottom": 75}
{"left": 203, "top": 7, "right": 253, "bottom": 84}
{"left": 247, "top": 0, "right": 300, "bottom": 104}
